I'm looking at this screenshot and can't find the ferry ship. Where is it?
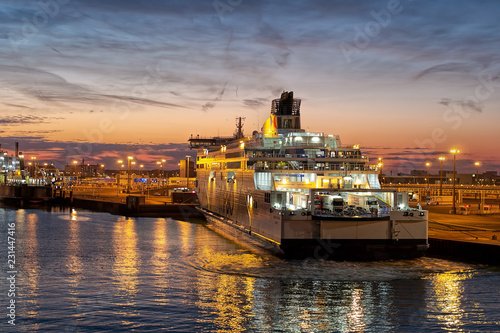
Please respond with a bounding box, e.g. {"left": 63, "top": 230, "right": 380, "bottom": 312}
{"left": 189, "top": 91, "right": 428, "bottom": 260}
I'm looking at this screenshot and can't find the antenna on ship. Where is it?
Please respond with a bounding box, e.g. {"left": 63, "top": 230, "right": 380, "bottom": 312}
{"left": 235, "top": 117, "right": 245, "bottom": 138}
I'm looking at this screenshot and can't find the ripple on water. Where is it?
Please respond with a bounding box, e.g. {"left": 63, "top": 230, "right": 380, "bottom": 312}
{"left": 185, "top": 248, "right": 482, "bottom": 282}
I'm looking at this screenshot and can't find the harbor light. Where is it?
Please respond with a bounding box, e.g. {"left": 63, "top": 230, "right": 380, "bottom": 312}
{"left": 72, "top": 160, "right": 78, "bottom": 176}
{"left": 426, "top": 162, "right": 431, "bottom": 187}
{"left": 127, "top": 156, "right": 134, "bottom": 193}
{"left": 438, "top": 157, "right": 445, "bottom": 195}
{"left": 474, "top": 161, "right": 480, "bottom": 184}
{"left": 450, "top": 149, "right": 460, "bottom": 214}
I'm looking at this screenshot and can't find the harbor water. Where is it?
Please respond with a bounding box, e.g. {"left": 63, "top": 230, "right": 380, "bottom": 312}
{"left": 1, "top": 206, "right": 500, "bottom": 332}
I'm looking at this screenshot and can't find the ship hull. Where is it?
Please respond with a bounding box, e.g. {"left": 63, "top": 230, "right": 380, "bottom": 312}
{"left": 280, "top": 238, "right": 428, "bottom": 261}
{"left": 199, "top": 202, "right": 429, "bottom": 261}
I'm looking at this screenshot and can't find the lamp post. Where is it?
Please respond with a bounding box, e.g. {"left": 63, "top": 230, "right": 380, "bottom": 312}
{"left": 377, "top": 157, "right": 383, "bottom": 185}
{"left": 72, "top": 160, "right": 78, "bottom": 177}
{"left": 28, "top": 162, "right": 32, "bottom": 181}
{"left": 117, "top": 160, "right": 123, "bottom": 194}
{"left": 450, "top": 149, "right": 460, "bottom": 214}
{"left": 438, "top": 157, "right": 445, "bottom": 195}
{"left": 474, "top": 162, "right": 480, "bottom": 185}
{"left": 425, "top": 162, "right": 431, "bottom": 188}
{"left": 30, "top": 156, "right": 37, "bottom": 178}
{"left": 127, "top": 156, "right": 133, "bottom": 193}
{"left": 131, "top": 161, "right": 136, "bottom": 191}
{"left": 156, "top": 161, "right": 161, "bottom": 187}
{"left": 161, "top": 159, "right": 166, "bottom": 180}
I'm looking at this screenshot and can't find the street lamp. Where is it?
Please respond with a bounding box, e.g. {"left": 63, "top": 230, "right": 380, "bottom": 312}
{"left": 72, "top": 160, "right": 78, "bottom": 177}
{"left": 117, "top": 160, "right": 123, "bottom": 194}
{"left": 161, "top": 159, "right": 166, "bottom": 178}
{"left": 100, "top": 164, "right": 105, "bottom": 176}
{"left": 438, "top": 157, "right": 445, "bottom": 195}
{"left": 450, "top": 149, "right": 460, "bottom": 214}
{"left": 377, "top": 157, "right": 383, "bottom": 185}
{"left": 139, "top": 164, "right": 144, "bottom": 175}
{"left": 425, "top": 162, "right": 431, "bottom": 188}
{"left": 474, "top": 161, "right": 480, "bottom": 185}
{"left": 127, "top": 156, "right": 133, "bottom": 193}
{"left": 30, "top": 156, "right": 37, "bottom": 178}
{"left": 27, "top": 162, "right": 32, "bottom": 180}
{"left": 157, "top": 161, "right": 162, "bottom": 179}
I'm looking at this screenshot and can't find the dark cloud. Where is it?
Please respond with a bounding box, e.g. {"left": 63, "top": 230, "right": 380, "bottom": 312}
{"left": 103, "top": 95, "right": 188, "bottom": 109}
{"left": 414, "top": 62, "right": 484, "bottom": 80}
{"left": 0, "top": 64, "right": 187, "bottom": 111}
{"left": 0, "top": 65, "right": 94, "bottom": 103}
{"left": 2, "top": 103, "right": 32, "bottom": 109}
{"left": 243, "top": 98, "right": 267, "bottom": 108}
{"left": 0, "top": 115, "right": 48, "bottom": 124}
{"left": 201, "top": 102, "right": 215, "bottom": 112}
{"left": 439, "top": 98, "right": 482, "bottom": 113}
{"left": 201, "top": 82, "right": 227, "bottom": 112}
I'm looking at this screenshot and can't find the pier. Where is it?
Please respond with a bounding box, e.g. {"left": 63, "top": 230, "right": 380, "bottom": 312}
{"left": 423, "top": 205, "right": 500, "bottom": 264}
{"left": 1, "top": 183, "right": 204, "bottom": 220}
{"left": 57, "top": 185, "right": 204, "bottom": 219}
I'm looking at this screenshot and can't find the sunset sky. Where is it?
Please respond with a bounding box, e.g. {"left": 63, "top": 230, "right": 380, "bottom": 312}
{"left": 1, "top": 0, "right": 499, "bottom": 174}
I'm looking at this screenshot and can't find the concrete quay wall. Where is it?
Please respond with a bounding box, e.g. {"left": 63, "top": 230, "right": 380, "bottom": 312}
{"left": 428, "top": 238, "right": 500, "bottom": 265}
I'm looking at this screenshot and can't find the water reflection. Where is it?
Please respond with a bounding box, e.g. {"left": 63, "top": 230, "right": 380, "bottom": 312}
{"left": 194, "top": 249, "right": 258, "bottom": 332}
{"left": 178, "top": 220, "right": 194, "bottom": 255}
{"left": 427, "top": 270, "right": 475, "bottom": 331}
{"left": 347, "top": 288, "right": 365, "bottom": 331}
{"left": 150, "top": 218, "right": 170, "bottom": 304}
{"left": 22, "top": 212, "right": 41, "bottom": 329}
{"left": 113, "top": 217, "right": 139, "bottom": 296}
{"left": 66, "top": 214, "right": 82, "bottom": 287}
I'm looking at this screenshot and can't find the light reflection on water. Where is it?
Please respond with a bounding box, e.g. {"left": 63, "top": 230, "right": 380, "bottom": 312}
{"left": 113, "top": 217, "right": 139, "bottom": 296}
{"left": 1, "top": 207, "right": 500, "bottom": 332}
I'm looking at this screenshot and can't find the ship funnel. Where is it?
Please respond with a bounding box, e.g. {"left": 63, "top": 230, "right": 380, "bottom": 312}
{"left": 269, "top": 91, "right": 303, "bottom": 135}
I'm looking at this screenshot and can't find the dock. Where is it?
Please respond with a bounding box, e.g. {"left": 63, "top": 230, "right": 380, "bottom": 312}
{"left": 425, "top": 205, "right": 500, "bottom": 264}
{"left": 63, "top": 188, "right": 204, "bottom": 220}
{"left": 0, "top": 184, "right": 204, "bottom": 220}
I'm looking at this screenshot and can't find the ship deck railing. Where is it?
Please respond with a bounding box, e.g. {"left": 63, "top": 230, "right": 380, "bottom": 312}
{"left": 247, "top": 154, "right": 368, "bottom": 161}
{"left": 312, "top": 211, "right": 391, "bottom": 219}
{"left": 250, "top": 161, "right": 378, "bottom": 172}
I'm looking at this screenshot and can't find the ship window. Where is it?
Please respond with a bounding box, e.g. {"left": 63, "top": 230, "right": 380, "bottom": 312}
{"left": 226, "top": 151, "right": 243, "bottom": 158}
{"left": 254, "top": 172, "right": 272, "bottom": 191}
{"left": 264, "top": 193, "right": 270, "bottom": 203}
{"left": 227, "top": 161, "right": 241, "bottom": 169}
{"left": 283, "top": 119, "right": 292, "bottom": 128}
{"left": 227, "top": 171, "right": 236, "bottom": 183}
